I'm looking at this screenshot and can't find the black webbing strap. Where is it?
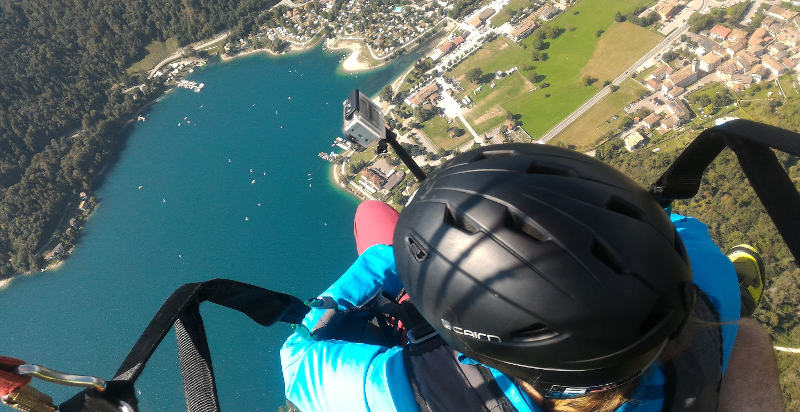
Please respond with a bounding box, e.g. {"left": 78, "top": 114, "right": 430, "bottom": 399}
{"left": 59, "top": 279, "right": 310, "bottom": 412}
{"left": 649, "top": 119, "right": 800, "bottom": 263}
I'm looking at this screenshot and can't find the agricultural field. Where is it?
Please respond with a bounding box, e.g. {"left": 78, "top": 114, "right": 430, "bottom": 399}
{"left": 449, "top": 0, "right": 655, "bottom": 139}
{"left": 465, "top": 71, "right": 535, "bottom": 134}
{"left": 127, "top": 38, "right": 180, "bottom": 74}
{"left": 510, "top": 0, "right": 654, "bottom": 137}
{"left": 550, "top": 79, "right": 646, "bottom": 150}
{"left": 419, "top": 114, "right": 473, "bottom": 151}
{"left": 580, "top": 22, "right": 663, "bottom": 82}
{"left": 450, "top": 36, "right": 530, "bottom": 82}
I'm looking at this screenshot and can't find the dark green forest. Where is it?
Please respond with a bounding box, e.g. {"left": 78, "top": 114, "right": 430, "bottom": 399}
{"left": 605, "top": 111, "right": 800, "bottom": 410}
{"left": 0, "top": 0, "right": 276, "bottom": 278}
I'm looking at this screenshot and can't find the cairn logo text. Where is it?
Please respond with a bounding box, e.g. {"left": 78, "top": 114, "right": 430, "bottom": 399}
{"left": 441, "top": 319, "right": 501, "bottom": 342}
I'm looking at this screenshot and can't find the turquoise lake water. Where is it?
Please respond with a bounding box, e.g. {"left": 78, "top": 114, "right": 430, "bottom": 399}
{"left": 0, "top": 46, "right": 418, "bottom": 411}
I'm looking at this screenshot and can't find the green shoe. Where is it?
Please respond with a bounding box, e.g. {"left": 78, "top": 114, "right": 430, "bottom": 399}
{"left": 726, "top": 244, "right": 766, "bottom": 317}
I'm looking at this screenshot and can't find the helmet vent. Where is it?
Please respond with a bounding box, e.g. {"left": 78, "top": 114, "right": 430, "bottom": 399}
{"left": 605, "top": 196, "right": 642, "bottom": 221}
{"left": 505, "top": 209, "right": 549, "bottom": 242}
{"left": 511, "top": 323, "right": 557, "bottom": 342}
{"left": 444, "top": 206, "right": 481, "bottom": 234}
{"left": 406, "top": 236, "right": 428, "bottom": 262}
{"left": 469, "top": 150, "right": 517, "bottom": 163}
{"left": 591, "top": 239, "right": 624, "bottom": 274}
{"left": 525, "top": 162, "right": 574, "bottom": 177}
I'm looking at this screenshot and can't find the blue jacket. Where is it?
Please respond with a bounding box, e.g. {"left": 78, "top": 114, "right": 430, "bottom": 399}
{"left": 281, "top": 214, "right": 741, "bottom": 412}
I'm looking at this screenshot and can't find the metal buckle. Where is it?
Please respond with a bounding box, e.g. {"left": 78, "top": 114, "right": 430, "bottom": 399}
{"left": 406, "top": 328, "right": 438, "bottom": 344}
{"left": 15, "top": 364, "right": 106, "bottom": 392}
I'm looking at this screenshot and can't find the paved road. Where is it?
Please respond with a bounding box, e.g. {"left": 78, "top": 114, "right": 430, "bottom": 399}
{"left": 458, "top": 112, "right": 481, "bottom": 142}
{"left": 538, "top": 24, "right": 689, "bottom": 143}
{"left": 149, "top": 32, "right": 229, "bottom": 78}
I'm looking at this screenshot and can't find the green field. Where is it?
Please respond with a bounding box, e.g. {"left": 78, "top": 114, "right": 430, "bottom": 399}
{"left": 450, "top": 36, "right": 530, "bottom": 82}
{"left": 465, "top": 71, "right": 535, "bottom": 134}
{"left": 778, "top": 74, "right": 799, "bottom": 98}
{"left": 127, "top": 38, "right": 179, "bottom": 74}
{"left": 420, "top": 114, "right": 474, "bottom": 150}
{"left": 581, "top": 22, "right": 663, "bottom": 82}
{"left": 491, "top": 0, "right": 534, "bottom": 26}
{"left": 550, "top": 79, "right": 646, "bottom": 150}
{"left": 450, "top": 0, "right": 654, "bottom": 139}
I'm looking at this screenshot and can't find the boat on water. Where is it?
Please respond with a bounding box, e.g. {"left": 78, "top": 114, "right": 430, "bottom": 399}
{"left": 318, "top": 152, "right": 337, "bottom": 162}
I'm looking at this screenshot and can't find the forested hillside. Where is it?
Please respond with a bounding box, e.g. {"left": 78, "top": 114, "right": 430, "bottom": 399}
{"left": 0, "top": 0, "right": 276, "bottom": 278}
{"left": 605, "top": 115, "right": 800, "bottom": 409}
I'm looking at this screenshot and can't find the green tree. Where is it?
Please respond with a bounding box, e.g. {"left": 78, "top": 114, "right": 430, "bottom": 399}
{"left": 380, "top": 85, "right": 394, "bottom": 102}
{"left": 663, "top": 51, "right": 679, "bottom": 63}
{"left": 466, "top": 68, "right": 483, "bottom": 83}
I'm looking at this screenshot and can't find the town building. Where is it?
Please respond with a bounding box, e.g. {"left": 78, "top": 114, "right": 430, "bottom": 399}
{"left": 692, "top": 35, "right": 724, "bottom": 56}
{"left": 648, "top": 65, "right": 674, "bottom": 80}
{"left": 777, "top": 26, "right": 800, "bottom": 48}
{"left": 716, "top": 59, "right": 740, "bottom": 80}
{"left": 641, "top": 112, "right": 661, "bottom": 129}
{"left": 538, "top": 6, "right": 560, "bottom": 20}
{"left": 729, "top": 74, "right": 753, "bottom": 88}
{"left": 666, "top": 99, "right": 691, "bottom": 122}
{"left": 44, "top": 243, "right": 65, "bottom": 261}
{"left": 699, "top": 53, "right": 724, "bottom": 72}
{"left": 407, "top": 82, "right": 440, "bottom": 106}
{"left": 767, "top": 5, "right": 798, "bottom": 22}
{"left": 666, "top": 86, "right": 685, "bottom": 98}
{"left": 372, "top": 158, "right": 393, "bottom": 176}
{"left": 728, "top": 27, "right": 749, "bottom": 41}
{"left": 623, "top": 130, "right": 646, "bottom": 151}
{"left": 659, "top": 115, "right": 680, "bottom": 131}
{"left": 762, "top": 54, "right": 788, "bottom": 75}
{"left": 360, "top": 168, "right": 387, "bottom": 188}
{"left": 469, "top": 8, "right": 496, "bottom": 28}
{"left": 709, "top": 25, "right": 732, "bottom": 41}
{"left": 510, "top": 18, "right": 538, "bottom": 42}
{"left": 723, "top": 37, "right": 747, "bottom": 58}
{"left": 747, "top": 42, "right": 767, "bottom": 57}
{"left": 383, "top": 171, "right": 405, "bottom": 191}
{"left": 666, "top": 64, "right": 698, "bottom": 88}
{"left": 655, "top": 0, "right": 681, "bottom": 20}
{"left": 748, "top": 64, "right": 768, "bottom": 81}
{"left": 749, "top": 27, "right": 771, "bottom": 47}
{"left": 734, "top": 51, "right": 759, "bottom": 71}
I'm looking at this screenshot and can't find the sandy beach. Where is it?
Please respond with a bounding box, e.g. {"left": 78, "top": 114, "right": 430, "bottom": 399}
{"left": 326, "top": 39, "right": 373, "bottom": 72}
{"left": 221, "top": 47, "right": 279, "bottom": 61}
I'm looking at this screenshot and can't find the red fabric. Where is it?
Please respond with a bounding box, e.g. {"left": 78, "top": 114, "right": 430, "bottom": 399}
{"left": 353, "top": 201, "right": 399, "bottom": 255}
{"left": 0, "top": 356, "right": 30, "bottom": 397}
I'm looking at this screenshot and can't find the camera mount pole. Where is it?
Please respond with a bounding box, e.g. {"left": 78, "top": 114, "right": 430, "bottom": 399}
{"left": 379, "top": 127, "right": 427, "bottom": 182}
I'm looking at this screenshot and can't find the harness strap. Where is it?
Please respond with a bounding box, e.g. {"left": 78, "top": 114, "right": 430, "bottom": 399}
{"left": 662, "top": 287, "right": 723, "bottom": 411}
{"left": 649, "top": 119, "right": 800, "bottom": 263}
{"left": 59, "top": 279, "right": 310, "bottom": 412}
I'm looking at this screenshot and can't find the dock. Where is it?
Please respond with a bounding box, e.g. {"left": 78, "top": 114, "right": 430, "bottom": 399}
{"left": 318, "top": 152, "right": 338, "bottom": 162}
{"left": 332, "top": 137, "right": 353, "bottom": 151}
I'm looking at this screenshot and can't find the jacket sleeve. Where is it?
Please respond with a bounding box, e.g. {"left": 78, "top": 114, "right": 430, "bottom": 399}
{"left": 671, "top": 214, "right": 740, "bottom": 373}
{"left": 280, "top": 245, "right": 420, "bottom": 412}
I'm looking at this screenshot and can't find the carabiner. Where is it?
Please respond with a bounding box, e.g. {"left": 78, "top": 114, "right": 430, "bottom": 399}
{"left": 14, "top": 364, "right": 105, "bottom": 392}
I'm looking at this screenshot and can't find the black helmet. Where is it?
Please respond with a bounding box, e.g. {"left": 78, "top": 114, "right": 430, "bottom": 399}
{"left": 393, "top": 144, "right": 694, "bottom": 394}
